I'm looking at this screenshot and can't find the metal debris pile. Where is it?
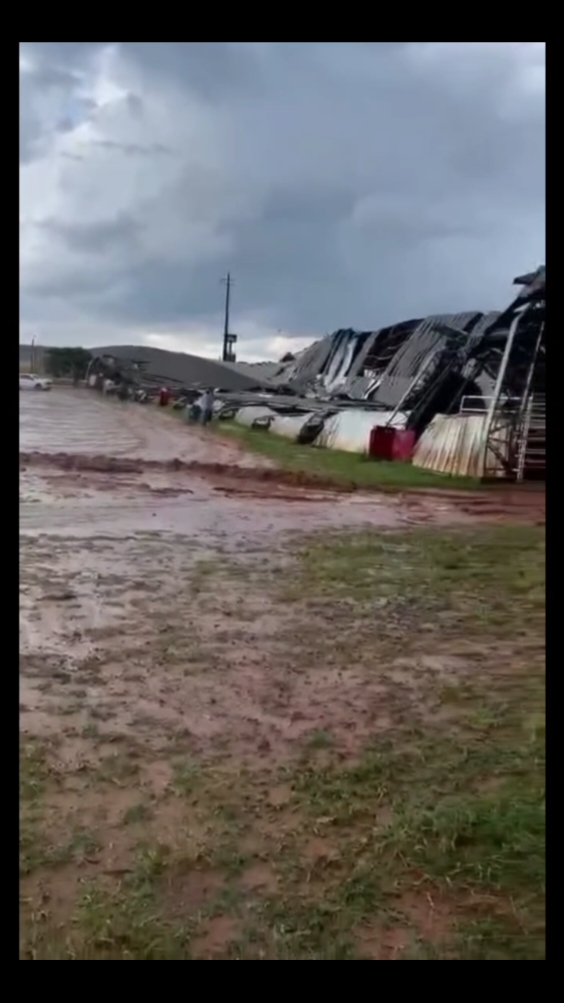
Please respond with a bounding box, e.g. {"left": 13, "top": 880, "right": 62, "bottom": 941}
{"left": 84, "top": 267, "right": 545, "bottom": 480}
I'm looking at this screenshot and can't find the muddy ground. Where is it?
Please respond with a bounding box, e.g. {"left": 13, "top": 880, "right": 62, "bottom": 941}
{"left": 20, "top": 390, "right": 545, "bottom": 960}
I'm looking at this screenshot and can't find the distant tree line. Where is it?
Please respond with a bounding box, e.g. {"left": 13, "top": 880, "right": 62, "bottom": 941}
{"left": 45, "top": 347, "right": 92, "bottom": 380}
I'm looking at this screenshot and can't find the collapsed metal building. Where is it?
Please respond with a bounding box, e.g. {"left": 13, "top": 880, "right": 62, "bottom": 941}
{"left": 412, "top": 267, "right": 545, "bottom": 480}
{"left": 87, "top": 345, "right": 270, "bottom": 394}
{"left": 228, "top": 267, "right": 545, "bottom": 481}
{"left": 82, "top": 267, "right": 545, "bottom": 481}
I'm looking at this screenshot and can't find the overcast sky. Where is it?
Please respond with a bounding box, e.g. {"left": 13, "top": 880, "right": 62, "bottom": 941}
{"left": 20, "top": 42, "right": 545, "bottom": 362}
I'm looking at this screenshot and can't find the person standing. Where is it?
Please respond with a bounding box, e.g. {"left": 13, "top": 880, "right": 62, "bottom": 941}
{"left": 201, "top": 388, "right": 215, "bottom": 425}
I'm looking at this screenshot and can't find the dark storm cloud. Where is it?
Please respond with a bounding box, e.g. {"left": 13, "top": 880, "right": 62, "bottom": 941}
{"left": 122, "top": 42, "right": 268, "bottom": 99}
{"left": 96, "top": 260, "right": 218, "bottom": 324}
{"left": 19, "top": 49, "right": 94, "bottom": 161}
{"left": 21, "top": 42, "right": 107, "bottom": 63}
{"left": 20, "top": 42, "right": 545, "bottom": 352}
{"left": 36, "top": 212, "right": 142, "bottom": 255}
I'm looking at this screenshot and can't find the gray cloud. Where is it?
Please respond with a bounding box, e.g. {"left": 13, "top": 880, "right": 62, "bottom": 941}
{"left": 84, "top": 138, "right": 173, "bottom": 157}
{"left": 36, "top": 212, "right": 142, "bottom": 255}
{"left": 20, "top": 42, "right": 545, "bottom": 356}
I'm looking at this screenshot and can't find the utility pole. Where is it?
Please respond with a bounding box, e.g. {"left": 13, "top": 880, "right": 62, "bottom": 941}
{"left": 220, "top": 272, "right": 237, "bottom": 362}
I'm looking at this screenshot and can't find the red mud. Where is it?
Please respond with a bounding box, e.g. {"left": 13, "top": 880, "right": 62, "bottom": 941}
{"left": 19, "top": 448, "right": 545, "bottom": 521}
{"left": 19, "top": 450, "right": 356, "bottom": 494}
{"left": 399, "top": 485, "right": 545, "bottom": 524}
{"left": 19, "top": 393, "right": 545, "bottom": 960}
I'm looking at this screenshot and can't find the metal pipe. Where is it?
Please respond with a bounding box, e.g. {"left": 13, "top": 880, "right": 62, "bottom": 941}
{"left": 385, "top": 349, "right": 438, "bottom": 426}
{"left": 519, "top": 319, "right": 545, "bottom": 422}
{"left": 487, "top": 304, "right": 530, "bottom": 419}
{"left": 481, "top": 303, "right": 530, "bottom": 475}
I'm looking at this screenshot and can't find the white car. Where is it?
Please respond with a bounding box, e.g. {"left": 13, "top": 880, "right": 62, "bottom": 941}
{"left": 19, "top": 373, "right": 52, "bottom": 391}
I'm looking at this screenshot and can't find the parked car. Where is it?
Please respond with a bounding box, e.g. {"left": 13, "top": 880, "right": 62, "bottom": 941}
{"left": 19, "top": 373, "right": 52, "bottom": 391}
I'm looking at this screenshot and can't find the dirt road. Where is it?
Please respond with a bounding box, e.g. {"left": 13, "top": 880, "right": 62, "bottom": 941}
{"left": 19, "top": 389, "right": 545, "bottom": 960}
{"left": 21, "top": 390, "right": 473, "bottom": 743}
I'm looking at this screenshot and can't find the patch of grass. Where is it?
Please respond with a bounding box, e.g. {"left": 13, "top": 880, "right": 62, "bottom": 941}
{"left": 19, "top": 525, "right": 545, "bottom": 960}
{"left": 20, "top": 740, "right": 55, "bottom": 801}
{"left": 131, "top": 843, "right": 171, "bottom": 886}
{"left": 94, "top": 751, "right": 142, "bottom": 785}
{"left": 20, "top": 823, "right": 102, "bottom": 877}
{"left": 72, "top": 882, "right": 192, "bottom": 960}
{"left": 123, "top": 802, "right": 152, "bottom": 826}
{"left": 457, "top": 916, "right": 546, "bottom": 961}
{"left": 254, "top": 899, "right": 358, "bottom": 959}
{"left": 394, "top": 785, "right": 545, "bottom": 890}
{"left": 286, "top": 526, "right": 545, "bottom": 633}
{"left": 20, "top": 813, "right": 49, "bottom": 877}
{"left": 216, "top": 421, "right": 482, "bottom": 491}
{"left": 81, "top": 723, "right": 100, "bottom": 739}
{"left": 52, "top": 830, "right": 102, "bottom": 866}
{"left": 172, "top": 759, "right": 202, "bottom": 796}
{"left": 306, "top": 729, "right": 334, "bottom": 751}
{"left": 287, "top": 688, "right": 545, "bottom": 958}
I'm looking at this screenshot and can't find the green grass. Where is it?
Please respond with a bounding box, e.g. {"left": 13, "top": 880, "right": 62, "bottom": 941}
{"left": 215, "top": 421, "right": 482, "bottom": 490}
{"left": 20, "top": 525, "right": 545, "bottom": 960}
{"left": 289, "top": 523, "right": 545, "bottom": 604}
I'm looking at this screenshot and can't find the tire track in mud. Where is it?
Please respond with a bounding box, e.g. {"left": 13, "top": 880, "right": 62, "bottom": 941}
{"left": 19, "top": 449, "right": 356, "bottom": 494}
{"left": 19, "top": 448, "right": 546, "bottom": 524}
{"left": 19, "top": 390, "right": 146, "bottom": 456}
{"left": 20, "top": 390, "right": 545, "bottom": 522}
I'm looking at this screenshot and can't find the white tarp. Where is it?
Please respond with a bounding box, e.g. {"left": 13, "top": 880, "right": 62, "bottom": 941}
{"left": 235, "top": 405, "right": 277, "bottom": 427}
{"left": 315, "top": 410, "right": 408, "bottom": 453}
{"left": 269, "top": 413, "right": 316, "bottom": 440}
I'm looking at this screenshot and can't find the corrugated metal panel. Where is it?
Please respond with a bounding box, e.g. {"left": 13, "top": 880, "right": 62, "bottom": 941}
{"left": 316, "top": 410, "right": 408, "bottom": 454}
{"left": 270, "top": 413, "right": 316, "bottom": 440}
{"left": 235, "top": 405, "right": 277, "bottom": 427}
{"left": 324, "top": 331, "right": 359, "bottom": 390}
{"left": 370, "top": 312, "right": 481, "bottom": 408}
{"left": 459, "top": 311, "right": 508, "bottom": 399}
{"left": 339, "top": 375, "right": 376, "bottom": 400}
{"left": 412, "top": 413, "right": 511, "bottom": 478}
{"left": 283, "top": 329, "right": 379, "bottom": 391}
{"left": 283, "top": 338, "right": 333, "bottom": 385}
{"left": 468, "top": 310, "right": 501, "bottom": 339}
{"left": 277, "top": 311, "right": 488, "bottom": 401}
{"left": 345, "top": 330, "right": 380, "bottom": 381}
{"left": 226, "top": 360, "right": 285, "bottom": 382}
{"left": 91, "top": 344, "right": 268, "bottom": 392}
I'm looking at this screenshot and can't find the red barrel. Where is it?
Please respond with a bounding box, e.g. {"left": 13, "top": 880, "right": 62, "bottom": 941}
{"left": 369, "top": 426, "right": 416, "bottom": 461}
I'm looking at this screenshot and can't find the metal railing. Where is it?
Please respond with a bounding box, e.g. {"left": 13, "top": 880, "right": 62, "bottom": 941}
{"left": 459, "top": 395, "right": 521, "bottom": 415}
{"left": 515, "top": 394, "right": 546, "bottom": 482}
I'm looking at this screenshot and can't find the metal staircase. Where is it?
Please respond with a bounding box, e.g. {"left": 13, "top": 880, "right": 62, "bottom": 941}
{"left": 482, "top": 302, "right": 545, "bottom": 482}
{"left": 516, "top": 394, "right": 546, "bottom": 482}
